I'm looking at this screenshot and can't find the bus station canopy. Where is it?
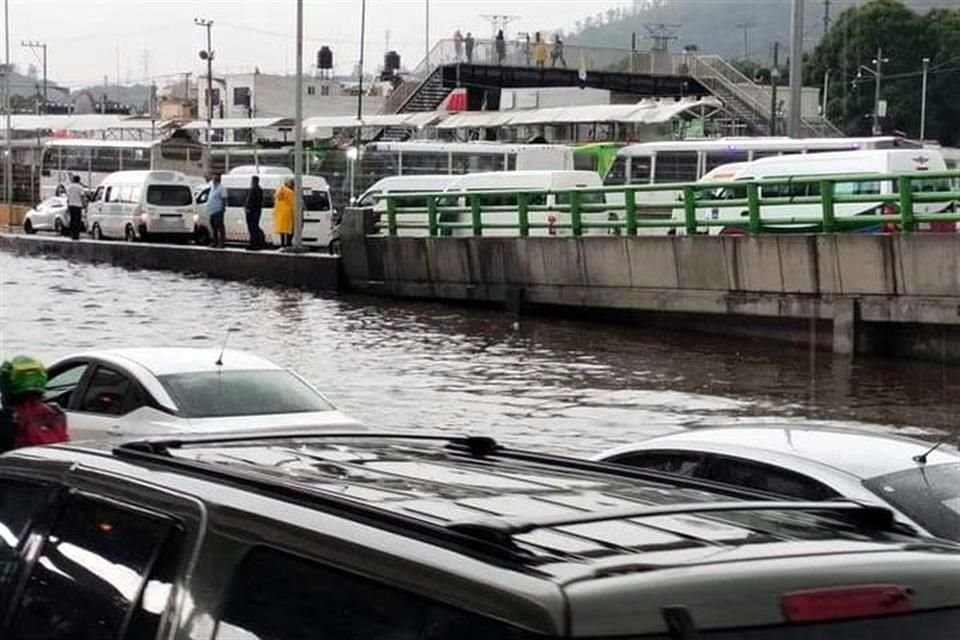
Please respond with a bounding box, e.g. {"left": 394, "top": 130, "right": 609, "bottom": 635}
{"left": 303, "top": 111, "right": 445, "bottom": 131}
{"left": 180, "top": 117, "right": 294, "bottom": 130}
{"left": 7, "top": 114, "right": 136, "bottom": 132}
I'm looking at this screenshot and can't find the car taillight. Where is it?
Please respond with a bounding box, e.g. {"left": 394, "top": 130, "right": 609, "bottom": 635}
{"left": 782, "top": 585, "right": 913, "bottom": 624}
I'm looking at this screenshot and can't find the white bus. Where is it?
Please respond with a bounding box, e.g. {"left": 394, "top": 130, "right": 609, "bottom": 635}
{"left": 361, "top": 141, "right": 574, "bottom": 177}
{"left": 39, "top": 138, "right": 206, "bottom": 200}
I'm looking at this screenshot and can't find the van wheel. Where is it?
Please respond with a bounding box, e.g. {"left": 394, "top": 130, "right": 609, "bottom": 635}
{"left": 54, "top": 218, "right": 64, "bottom": 235}
{"left": 328, "top": 238, "right": 342, "bottom": 255}
{"left": 92, "top": 223, "right": 103, "bottom": 240}
{"left": 125, "top": 225, "right": 137, "bottom": 242}
{"left": 23, "top": 219, "right": 35, "bottom": 234}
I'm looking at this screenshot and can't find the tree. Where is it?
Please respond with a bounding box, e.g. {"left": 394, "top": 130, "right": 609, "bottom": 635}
{"left": 805, "top": 0, "right": 960, "bottom": 144}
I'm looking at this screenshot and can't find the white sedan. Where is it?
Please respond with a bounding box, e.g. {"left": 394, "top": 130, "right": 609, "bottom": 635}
{"left": 23, "top": 196, "right": 70, "bottom": 235}
{"left": 594, "top": 425, "right": 960, "bottom": 541}
{"left": 43, "top": 348, "right": 363, "bottom": 441}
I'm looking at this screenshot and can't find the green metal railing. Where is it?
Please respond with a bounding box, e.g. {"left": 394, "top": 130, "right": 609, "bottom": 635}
{"left": 375, "top": 170, "right": 960, "bottom": 236}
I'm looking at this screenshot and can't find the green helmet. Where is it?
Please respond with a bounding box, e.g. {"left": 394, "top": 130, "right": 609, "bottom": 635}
{"left": 0, "top": 356, "right": 48, "bottom": 401}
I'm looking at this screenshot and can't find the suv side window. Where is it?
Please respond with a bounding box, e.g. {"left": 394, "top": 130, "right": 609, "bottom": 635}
{"left": 214, "top": 546, "right": 528, "bottom": 640}
{"left": 0, "top": 480, "right": 55, "bottom": 590}
{"left": 43, "top": 362, "right": 89, "bottom": 408}
{"left": 703, "top": 455, "right": 839, "bottom": 501}
{"left": 606, "top": 451, "right": 707, "bottom": 477}
{"left": 8, "top": 494, "right": 180, "bottom": 640}
{"left": 79, "top": 366, "right": 144, "bottom": 416}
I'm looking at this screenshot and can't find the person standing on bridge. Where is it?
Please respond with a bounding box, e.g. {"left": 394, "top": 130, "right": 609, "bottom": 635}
{"left": 551, "top": 35, "right": 567, "bottom": 68}
{"left": 207, "top": 173, "right": 227, "bottom": 249}
{"left": 244, "top": 175, "right": 265, "bottom": 250}
{"left": 65, "top": 175, "right": 86, "bottom": 240}
{"left": 274, "top": 177, "right": 295, "bottom": 248}
{"left": 495, "top": 30, "right": 506, "bottom": 65}
{"left": 453, "top": 29, "right": 463, "bottom": 62}
{"left": 464, "top": 32, "right": 475, "bottom": 64}
{"left": 533, "top": 32, "right": 549, "bottom": 69}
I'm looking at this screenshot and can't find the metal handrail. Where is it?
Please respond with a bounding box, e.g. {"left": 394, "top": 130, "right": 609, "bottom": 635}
{"left": 374, "top": 170, "right": 960, "bottom": 237}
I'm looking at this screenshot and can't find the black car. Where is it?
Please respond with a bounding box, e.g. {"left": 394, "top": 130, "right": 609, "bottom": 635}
{"left": 1, "top": 432, "right": 958, "bottom": 640}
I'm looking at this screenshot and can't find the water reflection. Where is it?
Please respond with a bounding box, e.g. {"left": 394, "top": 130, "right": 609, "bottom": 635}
{"left": 0, "top": 252, "right": 957, "bottom": 454}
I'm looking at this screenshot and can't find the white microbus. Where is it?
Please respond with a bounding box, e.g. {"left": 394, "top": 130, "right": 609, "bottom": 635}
{"left": 676, "top": 149, "right": 954, "bottom": 235}
{"left": 440, "top": 170, "right": 610, "bottom": 237}
{"left": 87, "top": 170, "right": 197, "bottom": 242}
{"left": 196, "top": 167, "right": 336, "bottom": 250}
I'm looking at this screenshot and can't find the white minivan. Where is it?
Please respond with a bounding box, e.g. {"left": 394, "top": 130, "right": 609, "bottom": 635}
{"left": 88, "top": 170, "right": 197, "bottom": 242}
{"left": 358, "top": 175, "right": 459, "bottom": 237}
{"left": 441, "top": 170, "right": 613, "bottom": 237}
{"left": 196, "top": 167, "right": 336, "bottom": 250}
{"left": 678, "top": 149, "right": 955, "bottom": 235}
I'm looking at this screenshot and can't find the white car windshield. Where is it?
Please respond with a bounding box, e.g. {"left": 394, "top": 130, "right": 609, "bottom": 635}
{"left": 862, "top": 462, "right": 960, "bottom": 541}
{"left": 159, "top": 370, "right": 334, "bottom": 418}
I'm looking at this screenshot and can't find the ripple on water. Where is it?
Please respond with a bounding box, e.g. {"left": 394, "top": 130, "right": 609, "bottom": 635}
{"left": 0, "top": 251, "right": 957, "bottom": 452}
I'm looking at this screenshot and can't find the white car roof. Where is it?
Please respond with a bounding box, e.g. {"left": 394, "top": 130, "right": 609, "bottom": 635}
{"left": 602, "top": 426, "right": 958, "bottom": 480}
{"left": 79, "top": 348, "right": 283, "bottom": 377}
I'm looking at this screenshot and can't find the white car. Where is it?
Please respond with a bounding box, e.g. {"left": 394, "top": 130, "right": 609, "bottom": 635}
{"left": 594, "top": 425, "right": 960, "bottom": 541}
{"left": 23, "top": 196, "right": 72, "bottom": 235}
{"left": 42, "top": 348, "right": 363, "bottom": 441}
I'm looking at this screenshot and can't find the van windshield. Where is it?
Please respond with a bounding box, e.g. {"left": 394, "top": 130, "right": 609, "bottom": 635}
{"left": 147, "top": 185, "right": 193, "bottom": 207}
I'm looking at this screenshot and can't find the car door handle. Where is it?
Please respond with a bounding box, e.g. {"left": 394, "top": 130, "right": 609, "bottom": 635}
{"left": 108, "top": 424, "right": 124, "bottom": 436}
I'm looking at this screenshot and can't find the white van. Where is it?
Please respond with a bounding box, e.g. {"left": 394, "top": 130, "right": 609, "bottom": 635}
{"left": 441, "top": 170, "right": 612, "bottom": 237}
{"left": 88, "top": 170, "right": 197, "bottom": 242}
{"left": 677, "top": 149, "right": 955, "bottom": 235}
{"left": 358, "top": 175, "right": 458, "bottom": 237}
{"left": 196, "top": 167, "right": 336, "bottom": 250}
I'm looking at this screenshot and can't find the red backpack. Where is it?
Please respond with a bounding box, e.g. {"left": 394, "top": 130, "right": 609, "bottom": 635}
{"left": 12, "top": 396, "right": 69, "bottom": 448}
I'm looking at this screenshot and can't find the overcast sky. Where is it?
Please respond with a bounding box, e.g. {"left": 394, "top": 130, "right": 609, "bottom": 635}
{"left": 6, "top": 0, "right": 632, "bottom": 89}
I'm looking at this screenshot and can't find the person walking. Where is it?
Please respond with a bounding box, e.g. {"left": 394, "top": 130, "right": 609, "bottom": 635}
{"left": 244, "top": 175, "right": 264, "bottom": 250}
{"left": 274, "top": 177, "right": 295, "bottom": 248}
{"left": 453, "top": 29, "right": 463, "bottom": 62}
{"left": 207, "top": 173, "right": 227, "bottom": 248}
{"left": 65, "top": 175, "right": 86, "bottom": 240}
{"left": 464, "top": 32, "right": 475, "bottom": 64}
{"left": 495, "top": 30, "right": 506, "bottom": 65}
{"left": 551, "top": 34, "right": 567, "bottom": 68}
{"left": 533, "top": 32, "right": 549, "bottom": 69}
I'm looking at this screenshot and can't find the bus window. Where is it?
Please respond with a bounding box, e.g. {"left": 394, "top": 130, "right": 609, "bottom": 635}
{"left": 121, "top": 148, "right": 150, "bottom": 171}
{"left": 574, "top": 154, "right": 596, "bottom": 173}
{"left": 705, "top": 151, "right": 749, "bottom": 173}
{"left": 653, "top": 152, "right": 697, "bottom": 183}
{"left": 604, "top": 157, "right": 627, "bottom": 186}
{"left": 892, "top": 177, "right": 952, "bottom": 193}
{"left": 761, "top": 181, "right": 821, "bottom": 198}
{"left": 452, "top": 153, "right": 502, "bottom": 174}
{"left": 835, "top": 180, "right": 881, "bottom": 196}
{"left": 405, "top": 152, "right": 450, "bottom": 175}
{"left": 630, "top": 159, "right": 652, "bottom": 185}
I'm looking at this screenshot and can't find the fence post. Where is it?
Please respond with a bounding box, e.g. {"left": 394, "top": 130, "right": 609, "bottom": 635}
{"left": 682, "top": 185, "right": 697, "bottom": 235}
{"left": 386, "top": 197, "right": 398, "bottom": 236}
{"left": 897, "top": 176, "right": 915, "bottom": 232}
{"left": 517, "top": 192, "right": 529, "bottom": 237}
{"left": 427, "top": 196, "right": 438, "bottom": 237}
{"left": 570, "top": 190, "right": 583, "bottom": 237}
{"left": 625, "top": 189, "right": 637, "bottom": 236}
{"left": 471, "top": 195, "right": 482, "bottom": 236}
{"left": 820, "top": 180, "right": 836, "bottom": 233}
{"left": 746, "top": 183, "right": 761, "bottom": 234}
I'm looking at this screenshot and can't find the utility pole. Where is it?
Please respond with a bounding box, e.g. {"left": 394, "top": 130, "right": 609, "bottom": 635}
{"left": 821, "top": 68, "right": 830, "bottom": 120}
{"left": 350, "top": 0, "right": 367, "bottom": 206}
{"left": 871, "top": 47, "right": 887, "bottom": 136}
{"left": 919, "top": 57, "right": 929, "bottom": 140}
{"left": 735, "top": 23, "right": 754, "bottom": 60}
{"left": 770, "top": 42, "right": 780, "bottom": 136}
{"left": 292, "top": 0, "right": 304, "bottom": 248}
{"left": 194, "top": 17, "right": 214, "bottom": 176}
{"left": 787, "top": 0, "right": 803, "bottom": 137}
{"left": 21, "top": 40, "right": 47, "bottom": 113}
{"left": 4, "top": 0, "right": 12, "bottom": 211}
{"left": 823, "top": 0, "right": 830, "bottom": 36}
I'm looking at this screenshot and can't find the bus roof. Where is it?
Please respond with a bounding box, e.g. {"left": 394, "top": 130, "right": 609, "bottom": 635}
{"left": 42, "top": 139, "right": 164, "bottom": 150}
{"left": 365, "top": 141, "right": 571, "bottom": 154}
{"left": 616, "top": 136, "right": 916, "bottom": 156}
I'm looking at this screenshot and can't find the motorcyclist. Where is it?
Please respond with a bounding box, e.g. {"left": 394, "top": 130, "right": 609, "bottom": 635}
{"left": 0, "top": 356, "right": 69, "bottom": 453}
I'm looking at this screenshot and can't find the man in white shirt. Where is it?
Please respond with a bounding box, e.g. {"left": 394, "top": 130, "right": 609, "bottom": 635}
{"left": 65, "top": 175, "right": 86, "bottom": 240}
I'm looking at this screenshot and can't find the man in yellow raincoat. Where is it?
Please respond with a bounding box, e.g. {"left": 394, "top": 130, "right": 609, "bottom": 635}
{"left": 273, "top": 178, "right": 295, "bottom": 248}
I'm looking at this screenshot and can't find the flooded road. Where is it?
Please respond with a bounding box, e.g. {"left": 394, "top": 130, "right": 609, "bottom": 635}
{"left": 1, "top": 251, "right": 957, "bottom": 455}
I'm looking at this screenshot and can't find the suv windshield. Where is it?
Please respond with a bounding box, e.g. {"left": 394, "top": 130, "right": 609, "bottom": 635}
{"left": 862, "top": 462, "right": 960, "bottom": 541}
{"left": 159, "top": 369, "right": 334, "bottom": 418}
{"left": 147, "top": 185, "right": 193, "bottom": 207}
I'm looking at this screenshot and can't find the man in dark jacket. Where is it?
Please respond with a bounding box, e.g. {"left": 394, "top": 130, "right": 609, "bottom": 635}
{"left": 244, "top": 175, "right": 265, "bottom": 250}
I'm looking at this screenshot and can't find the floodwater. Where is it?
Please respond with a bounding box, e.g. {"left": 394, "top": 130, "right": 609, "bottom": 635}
{"left": 1, "top": 251, "right": 957, "bottom": 455}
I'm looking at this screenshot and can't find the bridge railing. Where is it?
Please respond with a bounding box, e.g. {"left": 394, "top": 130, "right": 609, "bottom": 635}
{"left": 374, "top": 171, "right": 960, "bottom": 236}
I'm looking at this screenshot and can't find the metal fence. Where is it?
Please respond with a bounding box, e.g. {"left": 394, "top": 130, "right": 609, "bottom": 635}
{"left": 375, "top": 171, "right": 960, "bottom": 237}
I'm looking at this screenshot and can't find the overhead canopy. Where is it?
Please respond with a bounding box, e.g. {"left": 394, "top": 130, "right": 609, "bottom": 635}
{"left": 437, "top": 97, "right": 722, "bottom": 129}
{"left": 7, "top": 114, "right": 134, "bottom": 132}
{"left": 303, "top": 111, "right": 446, "bottom": 131}
{"left": 181, "top": 117, "right": 294, "bottom": 130}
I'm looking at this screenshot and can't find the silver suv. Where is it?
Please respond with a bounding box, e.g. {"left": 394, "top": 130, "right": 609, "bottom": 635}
{"left": 1, "top": 432, "right": 958, "bottom": 639}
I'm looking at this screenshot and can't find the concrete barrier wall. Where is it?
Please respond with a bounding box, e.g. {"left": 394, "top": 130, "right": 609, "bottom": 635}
{"left": 0, "top": 234, "right": 340, "bottom": 292}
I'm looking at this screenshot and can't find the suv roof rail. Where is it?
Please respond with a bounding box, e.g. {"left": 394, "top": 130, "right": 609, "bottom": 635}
{"left": 447, "top": 500, "right": 897, "bottom": 546}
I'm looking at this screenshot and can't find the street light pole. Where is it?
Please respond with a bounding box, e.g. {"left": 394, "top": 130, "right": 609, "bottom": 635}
{"left": 21, "top": 41, "right": 46, "bottom": 113}
{"left": 351, "top": 0, "right": 367, "bottom": 206}
{"left": 769, "top": 42, "right": 780, "bottom": 136}
{"left": 292, "top": 0, "right": 304, "bottom": 248}
{"left": 194, "top": 18, "right": 214, "bottom": 176}
{"left": 821, "top": 68, "right": 830, "bottom": 119}
{"left": 787, "top": 0, "right": 803, "bottom": 138}
{"left": 871, "top": 47, "right": 887, "bottom": 136}
{"left": 919, "top": 57, "right": 929, "bottom": 141}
